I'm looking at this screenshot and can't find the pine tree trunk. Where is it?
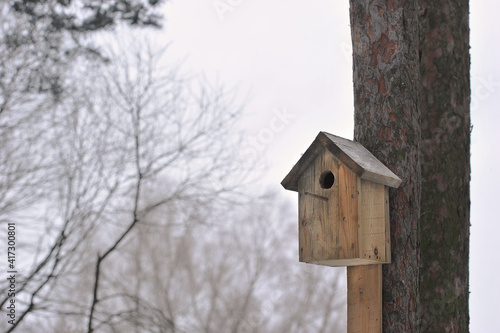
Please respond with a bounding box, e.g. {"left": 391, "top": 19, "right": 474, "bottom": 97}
{"left": 349, "top": 0, "right": 470, "bottom": 331}
{"left": 418, "top": 1, "right": 470, "bottom": 332}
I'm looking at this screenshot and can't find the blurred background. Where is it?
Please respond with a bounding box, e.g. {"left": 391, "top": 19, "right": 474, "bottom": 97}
{"left": 164, "top": 1, "right": 500, "bottom": 331}
{"left": 0, "top": 0, "right": 498, "bottom": 332}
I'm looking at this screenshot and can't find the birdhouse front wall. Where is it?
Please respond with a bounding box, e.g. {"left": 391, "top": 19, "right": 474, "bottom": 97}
{"left": 297, "top": 149, "right": 391, "bottom": 267}
{"left": 298, "top": 150, "right": 359, "bottom": 265}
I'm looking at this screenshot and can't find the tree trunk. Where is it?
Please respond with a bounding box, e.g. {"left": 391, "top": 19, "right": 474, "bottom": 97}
{"left": 418, "top": 1, "right": 470, "bottom": 332}
{"left": 348, "top": 0, "right": 470, "bottom": 331}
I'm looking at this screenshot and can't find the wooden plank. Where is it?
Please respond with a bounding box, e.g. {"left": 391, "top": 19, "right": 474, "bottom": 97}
{"left": 281, "top": 135, "right": 326, "bottom": 191}
{"left": 347, "top": 264, "right": 382, "bottom": 333}
{"left": 338, "top": 163, "right": 359, "bottom": 259}
{"left": 314, "top": 258, "right": 384, "bottom": 267}
{"left": 384, "top": 186, "right": 391, "bottom": 263}
{"left": 320, "top": 132, "right": 402, "bottom": 188}
{"left": 358, "top": 180, "right": 388, "bottom": 263}
{"left": 281, "top": 132, "right": 403, "bottom": 192}
{"left": 298, "top": 150, "right": 339, "bottom": 263}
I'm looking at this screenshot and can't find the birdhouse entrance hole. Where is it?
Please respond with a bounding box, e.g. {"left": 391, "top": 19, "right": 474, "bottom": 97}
{"left": 319, "top": 171, "right": 334, "bottom": 189}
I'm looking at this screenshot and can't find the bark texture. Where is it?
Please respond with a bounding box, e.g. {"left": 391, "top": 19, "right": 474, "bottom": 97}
{"left": 349, "top": 1, "right": 421, "bottom": 331}
{"left": 418, "top": 1, "right": 470, "bottom": 332}
{"left": 349, "top": 0, "right": 470, "bottom": 332}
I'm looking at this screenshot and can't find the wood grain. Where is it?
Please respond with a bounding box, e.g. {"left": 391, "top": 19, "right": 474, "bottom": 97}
{"left": 298, "top": 150, "right": 339, "bottom": 263}
{"left": 338, "top": 162, "right": 359, "bottom": 259}
{"left": 358, "top": 180, "right": 389, "bottom": 263}
{"left": 347, "top": 264, "right": 382, "bottom": 333}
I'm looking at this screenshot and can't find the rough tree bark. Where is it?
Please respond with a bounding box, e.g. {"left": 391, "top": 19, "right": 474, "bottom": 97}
{"left": 349, "top": 1, "right": 421, "bottom": 331}
{"left": 348, "top": 0, "right": 469, "bottom": 332}
{"left": 418, "top": 1, "right": 470, "bottom": 332}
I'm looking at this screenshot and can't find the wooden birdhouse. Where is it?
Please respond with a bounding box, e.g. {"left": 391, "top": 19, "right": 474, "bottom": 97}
{"left": 281, "top": 132, "right": 402, "bottom": 267}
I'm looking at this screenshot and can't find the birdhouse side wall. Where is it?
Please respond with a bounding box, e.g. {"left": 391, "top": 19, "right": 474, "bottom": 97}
{"left": 298, "top": 151, "right": 339, "bottom": 263}
{"left": 357, "top": 179, "right": 390, "bottom": 263}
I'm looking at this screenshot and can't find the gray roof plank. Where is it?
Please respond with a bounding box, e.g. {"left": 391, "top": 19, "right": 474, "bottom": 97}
{"left": 281, "top": 131, "right": 402, "bottom": 191}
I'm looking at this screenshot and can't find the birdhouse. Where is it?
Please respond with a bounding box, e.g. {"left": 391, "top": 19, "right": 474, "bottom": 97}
{"left": 281, "top": 132, "right": 402, "bottom": 267}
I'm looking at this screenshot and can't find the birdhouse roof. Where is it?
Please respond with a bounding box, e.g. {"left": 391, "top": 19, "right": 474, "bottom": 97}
{"left": 281, "top": 132, "right": 402, "bottom": 191}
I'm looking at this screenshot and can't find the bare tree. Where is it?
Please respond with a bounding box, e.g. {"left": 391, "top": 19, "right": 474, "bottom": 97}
{"left": 1, "top": 0, "right": 165, "bottom": 101}
{"left": 0, "top": 33, "right": 247, "bottom": 332}
{"left": 98, "top": 191, "right": 346, "bottom": 333}
{"left": 1, "top": 15, "right": 347, "bottom": 333}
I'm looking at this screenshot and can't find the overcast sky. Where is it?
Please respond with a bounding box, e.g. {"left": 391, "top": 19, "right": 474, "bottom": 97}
{"left": 160, "top": 1, "right": 500, "bottom": 331}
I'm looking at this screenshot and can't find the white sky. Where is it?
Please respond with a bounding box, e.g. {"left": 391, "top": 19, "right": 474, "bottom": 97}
{"left": 160, "top": 1, "right": 500, "bottom": 331}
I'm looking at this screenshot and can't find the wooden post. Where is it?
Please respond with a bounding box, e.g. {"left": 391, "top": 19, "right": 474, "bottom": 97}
{"left": 347, "top": 265, "right": 382, "bottom": 333}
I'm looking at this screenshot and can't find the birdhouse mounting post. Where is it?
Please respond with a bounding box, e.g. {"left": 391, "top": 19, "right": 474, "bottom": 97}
{"left": 347, "top": 264, "right": 383, "bottom": 332}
